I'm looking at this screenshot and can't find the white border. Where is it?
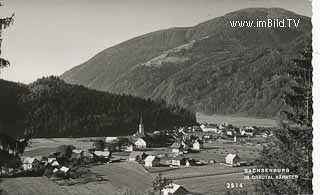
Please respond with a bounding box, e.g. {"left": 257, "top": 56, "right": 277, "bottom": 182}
{"left": 313, "top": 0, "right": 320, "bottom": 194}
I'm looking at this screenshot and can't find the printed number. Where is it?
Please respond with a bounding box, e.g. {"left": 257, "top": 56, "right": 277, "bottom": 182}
{"left": 226, "top": 182, "right": 244, "bottom": 189}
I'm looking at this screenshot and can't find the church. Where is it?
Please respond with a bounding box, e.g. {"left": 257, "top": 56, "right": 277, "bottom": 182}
{"left": 135, "top": 114, "right": 145, "bottom": 137}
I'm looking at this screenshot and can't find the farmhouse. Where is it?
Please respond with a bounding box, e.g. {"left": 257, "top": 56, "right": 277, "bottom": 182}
{"left": 51, "top": 160, "right": 60, "bottom": 167}
{"left": 72, "top": 149, "right": 84, "bottom": 159}
{"left": 22, "top": 157, "right": 40, "bottom": 171}
{"left": 60, "top": 166, "right": 69, "bottom": 173}
{"left": 48, "top": 157, "right": 56, "bottom": 164}
{"left": 129, "top": 137, "right": 147, "bottom": 149}
{"left": 171, "top": 141, "right": 187, "bottom": 153}
{"left": 128, "top": 151, "right": 146, "bottom": 161}
{"left": 192, "top": 140, "right": 204, "bottom": 151}
{"left": 225, "top": 153, "right": 241, "bottom": 167}
{"left": 93, "top": 151, "right": 111, "bottom": 159}
{"left": 161, "top": 183, "right": 191, "bottom": 195}
{"left": 240, "top": 128, "right": 254, "bottom": 137}
{"left": 144, "top": 155, "right": 160, "bottom": 167}
{"left": 201, "top": 124, "right": 219, "bottom": 133}
{"left": 105, "top": 137, "right": 118, "bottom": 143}
{"left": 171, "top": 156, "right": 190, "bottom": 167}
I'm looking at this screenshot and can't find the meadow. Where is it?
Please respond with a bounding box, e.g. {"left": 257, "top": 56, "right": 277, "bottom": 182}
{"left": 196, "top": 113, "right": 278, "bottom": 128}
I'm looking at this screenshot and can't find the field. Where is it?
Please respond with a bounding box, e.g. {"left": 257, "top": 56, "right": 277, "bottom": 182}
{"left": 0, "top": 162, "right": 151, "bottom": 195}
{"left": 186, "top": 141, "right": 261, "bottom": 163}
{"left": 24, "top": 138, "right": 97, "bottom": 157}
{"left": 197, "top": 113, "right": 278, "bottom": 128}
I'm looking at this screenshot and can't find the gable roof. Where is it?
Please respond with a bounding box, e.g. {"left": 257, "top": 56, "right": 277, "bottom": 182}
{"left": 60, "top": 166, "right": 69, "bottom": 173}
{"left": 23, "top": 157, "right": 37, "bottom": 164}
{"left": 93, "top": 151, "right": 110, "bottom": 157}
{"left": 72, "top": 149, "right": 84, "bottom": 154}
{"left": 145, "top": 155, "right": 157, "bottom": 162}
{"left": 225, "top": 153, "right": 240, "bottom": 160}
{"left": 162, "top": 183, "right": 190, "bottom": 194}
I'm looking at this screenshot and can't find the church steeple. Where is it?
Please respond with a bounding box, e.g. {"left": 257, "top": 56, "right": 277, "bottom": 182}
{"left": 137, "top": 113, "right": 144, "bottom": 136}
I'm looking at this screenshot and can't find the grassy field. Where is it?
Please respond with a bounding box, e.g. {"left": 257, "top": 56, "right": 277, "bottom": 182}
{"left": 175, "top": 172, "right": 258, "bottom": 195}
{"left": 197, "top": 113, "right": 278, "bottom": 128}
{"left": 186, "top": 141, "right": 261, "bottom": 163}
{"left": 24, "top": 138, "right": 96, "bottom": 157}
{"left": 0, "top": 162, "right": 151, "bottom": 195}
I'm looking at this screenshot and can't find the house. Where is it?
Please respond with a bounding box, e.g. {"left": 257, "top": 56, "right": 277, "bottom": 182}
{"left": 72, "top": 149, "right": 84, "bottom": 159}
{"left": 226, "top": 130, "right": 234, "bottom": 136}
{"left": 171, "top": 156, "right": 190, "bottom": 167}
{"left": 240, "top": 128, "right": 254, "bottom": 137}
{"left": 192, "top": 126, "right": 202, "bottom": 132}
{"left": 129, "top": 137, "right": 147, "bottom": 149}
{"left": 22, "top": 157, "right": 40, "bottom": 171}
{"left": 201, "top": 124, "right": 219, "bottom": 133}
{"left": 225, "top": 154, "right": 241, "bottom": 167}
{"left": 48, "top": 157, "right": 56, "bottom": 164}
{"left": 128, "top": 151, "right": 146, "bottom": 161}
{"left": 51, "top": 160, "right": 60, "bottom": 167}
{"left": 93, "top": 151, "right": 111, "bottom": 159}
{"left": 60, "top": 166, "right": 69, "bottom": 173}
{"left": 161, "top": 183, "right": 192, "bottom": 195}
{"left": 124, "top": 144, "right": 134, "bottom": 152}
{"left": 144, "top": 155, "right": 160, "bottom": 167}
{"left": 192, "top": 140, "right": 204, "bottom": 151}
{"left": 171, "top": 141, "right": 187, "bottom": 153}
{"left": 105, "top": 137, "right": 118, "bottom": 143}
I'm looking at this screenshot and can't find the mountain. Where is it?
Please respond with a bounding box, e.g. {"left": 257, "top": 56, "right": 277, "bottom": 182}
{"left": 0, "top": 77, "right": 196, "bottom": 138}
{"left": 61, "top": 8, "right": 312, "bottom": 117}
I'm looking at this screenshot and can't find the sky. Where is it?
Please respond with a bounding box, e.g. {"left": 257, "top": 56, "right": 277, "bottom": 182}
{"left": 0, "top": 0, "right": 312, "bottom": 83}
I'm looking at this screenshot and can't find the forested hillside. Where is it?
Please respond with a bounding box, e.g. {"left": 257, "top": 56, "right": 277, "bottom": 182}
{"left": 0, "top": 77, "right": 196, "bottom": 138}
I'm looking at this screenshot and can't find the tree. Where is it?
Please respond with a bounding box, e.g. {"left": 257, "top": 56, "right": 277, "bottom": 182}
{"left": 0, "top": 2, "right": 14, "bottom": 73}
{"left": 93, "top": 139, "right": 105, "bottom": 151}
{"left": 153, "top": 173, "right": 172, "bottom": 195}
{"left": 258, "top": 45, "right": 312, "bottom": 194}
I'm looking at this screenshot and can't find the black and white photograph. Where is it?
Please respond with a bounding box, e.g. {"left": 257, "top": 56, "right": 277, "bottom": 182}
{"left": 0, "top": 0, "right": 315, "bottom": 194}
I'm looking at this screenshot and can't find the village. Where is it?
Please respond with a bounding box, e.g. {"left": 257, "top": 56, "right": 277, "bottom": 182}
{"left": 0, "top": 115, "right": 273, "bottom": 194}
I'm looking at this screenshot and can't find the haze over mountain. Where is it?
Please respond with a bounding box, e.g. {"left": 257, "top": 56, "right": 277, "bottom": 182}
{"left": 61, "top": 8, "right": 312, "bottom": 117}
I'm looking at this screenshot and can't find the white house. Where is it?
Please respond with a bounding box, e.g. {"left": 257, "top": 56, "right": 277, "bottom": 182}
{"left": 60, "top": 166, "right": 70, "bottom": 173}
{"left": 225, "top": 153, "right": 240, "bottom": 167}
{"left": 144, "top": 155, "right": 160, "bottom": 167}
{"left": 105, "top": 137, "right": 118, "bottom": 143}
{"left": 48, "top": 157, "right": 56, "bottom": 164}
{"left": 161, "top": 183, "right": 191, "bottom": 195}
{"left": 93, "top": 151, "right": 110, "bottom": 159}
{"left": 201, "top": 124, "right": 219, "bottom": 133}
{"left": 51, "top": 160, "right": 60, "bottom": 167}
{"left": 240, "top": 128, "right": 254, "bottom": 137}
{"left": 192, "top": 140, "right": 203, "bottom": 151}
{"left": 171, "top": 156, "right": 190, "bottom": 167}
{"left": 131, "top": 137, "right": 147, "bottom": 149}
{"left": 22, "top": 157, "right": 39, "bottom": 171}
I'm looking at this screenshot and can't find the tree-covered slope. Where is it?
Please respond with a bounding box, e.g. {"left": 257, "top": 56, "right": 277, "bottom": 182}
{"left": 0, "top": 77, "right": 196, "bottom": 138}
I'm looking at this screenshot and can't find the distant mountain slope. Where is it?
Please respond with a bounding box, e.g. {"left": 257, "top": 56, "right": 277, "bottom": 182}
{"left": 61, "top": 8, "right": 312, "bottom": 117}
{"left": 0, "top": 77, "right": 196, "bottom": 138}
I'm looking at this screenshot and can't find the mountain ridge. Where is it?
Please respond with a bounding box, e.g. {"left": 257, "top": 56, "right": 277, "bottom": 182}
{"left": 61, "top": 8, "right": 312, "bottom": 117}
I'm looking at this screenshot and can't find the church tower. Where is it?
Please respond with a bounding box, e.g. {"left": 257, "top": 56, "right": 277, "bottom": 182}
{"left": 137, "top": 114, "right": 144, "bottom": 136}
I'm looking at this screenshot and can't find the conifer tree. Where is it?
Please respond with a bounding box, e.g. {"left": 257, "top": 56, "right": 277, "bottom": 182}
{"left": 258, "top": 45, "right": 313, "bottom": 194}
{"left": 0, "top": 1, "right": 14, "bottom": 73}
